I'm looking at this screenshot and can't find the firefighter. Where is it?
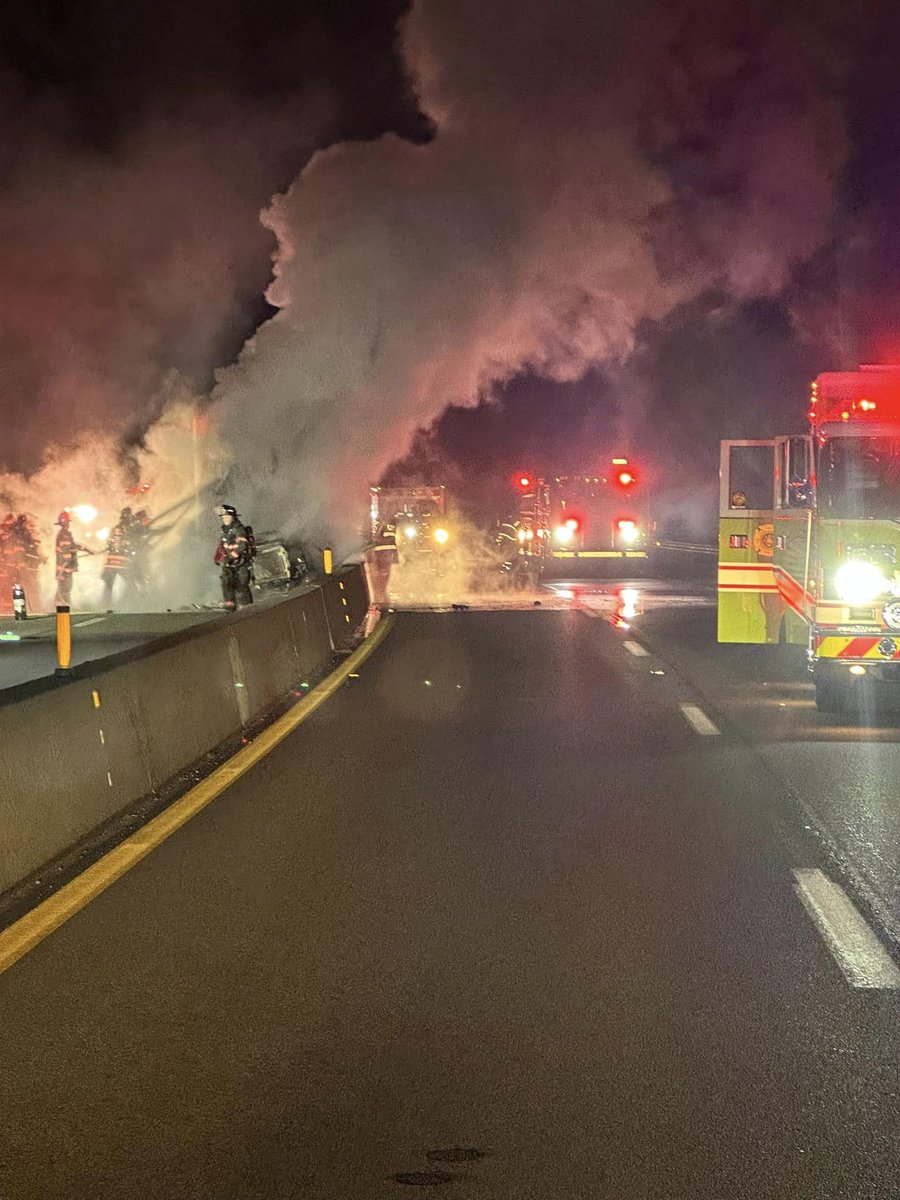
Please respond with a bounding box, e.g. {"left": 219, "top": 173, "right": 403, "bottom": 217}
{"left": 13, "top": 514, "right": 44, "bottom": 613}
{"left": 0, "top": 513, "right": 16, "bottom": 611}
{"left": 101, "top": 509, "right": 133, "bottom": 607}
{"left": 128, "top": 508, "right": 152, "bottom": 594}
{"left": 214, "top": 504, "right": 254, "bottom": 610}
{"left": 55, "top": 511, "right": 90, "bottom": 607}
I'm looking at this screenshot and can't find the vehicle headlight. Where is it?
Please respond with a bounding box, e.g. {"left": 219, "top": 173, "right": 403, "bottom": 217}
{"left": 433, "top": 527, "right": 449, "bottom": 544}
{"left": 834, "top": 560, "right": 888, "bottom": 605}
{"left": 554, "top": 525, "right": 573, "bottom": 544}
{"left": 404, "top": 525, "right": 417, "bottom": 539}
{"left": 617, "top": 519, "right": 639, "bottom": 544}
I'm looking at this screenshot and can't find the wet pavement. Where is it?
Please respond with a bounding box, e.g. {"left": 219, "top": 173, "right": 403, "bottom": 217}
{"left": 550, "top": 577, "right": 900, "bottom": 946}
{"left": 1, "top": 600, "right": 899, "bottom": 1197}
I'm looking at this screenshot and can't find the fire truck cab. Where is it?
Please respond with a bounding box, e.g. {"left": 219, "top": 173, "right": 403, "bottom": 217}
{"left": 718, "top": 365, "right": 900, "bottom": 712}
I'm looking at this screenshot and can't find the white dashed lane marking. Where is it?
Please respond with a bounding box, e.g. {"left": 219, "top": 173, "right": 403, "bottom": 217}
{"left": 623, "top": 640, "right": 650, "bottom": 657}
{"left": 679, "top": 703, "right": 720, "bottom": 736}
{"left": 792, "top": 868, "right": 900, "bottom": 989}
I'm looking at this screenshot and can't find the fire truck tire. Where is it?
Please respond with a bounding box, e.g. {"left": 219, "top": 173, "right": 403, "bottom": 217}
{"left": 814, "top": 671, "right": 848, "bottom": 714}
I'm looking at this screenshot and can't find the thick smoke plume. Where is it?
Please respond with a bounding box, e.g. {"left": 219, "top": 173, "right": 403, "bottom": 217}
{"left": 216, "top": 0, "right": 852, "bottom": 550}
{"left": 0, "top": 86, "right": 329, "bottom": 473}
{"left": 2, "top": 0, "right": 860, "bottom": 605}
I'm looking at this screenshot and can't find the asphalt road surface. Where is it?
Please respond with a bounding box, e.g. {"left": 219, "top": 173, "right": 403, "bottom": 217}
{"left": 2, "top": 596, "right": 900, "bottom": 1198}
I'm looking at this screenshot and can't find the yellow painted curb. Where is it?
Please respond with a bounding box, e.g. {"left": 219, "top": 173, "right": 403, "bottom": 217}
{"left": 0, "top": 614, "right": 395, "bottom": 976}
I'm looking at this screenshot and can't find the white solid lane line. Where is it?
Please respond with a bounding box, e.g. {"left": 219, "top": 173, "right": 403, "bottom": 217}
{"left": 679, "top": 703, "right": 720, "bottom": 736}
{"left": 73, "top": 616, "right": 107, "bottom": 627}
{"left": 792, "top": 868, "right": 900, "bottom": 989}
{"left": 623, "top": 640, "right": 650, "bottom": 657}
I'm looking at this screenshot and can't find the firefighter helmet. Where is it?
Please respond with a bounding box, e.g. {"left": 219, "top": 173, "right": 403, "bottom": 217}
{"left": 56, "top": 511, "right": 71, "bottom": 526}
{"left": 216, "top": 504, "right": 238, "bottom": 518}
{"left": 120, "top": 506, "right": 134, "bottom": 522}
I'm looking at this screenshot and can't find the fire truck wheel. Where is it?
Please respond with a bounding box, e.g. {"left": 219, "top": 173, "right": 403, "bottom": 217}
{"left": 814, "top": 670, "right": 848, "bottom": 714}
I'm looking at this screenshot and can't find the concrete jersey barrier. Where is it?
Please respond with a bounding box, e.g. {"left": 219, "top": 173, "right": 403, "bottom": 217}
{"left": 0, "top": 567, "right": 370, "bottom": 899}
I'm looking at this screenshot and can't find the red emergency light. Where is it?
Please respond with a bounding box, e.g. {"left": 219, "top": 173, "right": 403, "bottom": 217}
{"left": 515, "top": 472, "right": 533, "bottom": 490}
{"left": 811, "top": 366, "right": 900, "bottom": 428}
{"left": 616, "top": 469, "right": 636, "bottom": 488}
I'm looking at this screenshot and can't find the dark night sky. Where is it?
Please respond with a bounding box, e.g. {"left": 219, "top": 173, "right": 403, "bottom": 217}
{"left": 0, "top": 0, "right": 426, "bottom": 472}
{"left": 2, "top": 0, "right": 900, "bottom": 536}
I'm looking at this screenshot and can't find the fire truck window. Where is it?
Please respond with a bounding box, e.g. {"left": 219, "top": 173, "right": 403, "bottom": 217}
{"left": 728, "top": 445, "right": 774, "bottom": 510}
{"left": 786, "top": 437, "right": 811, "bottom": 507}
{"left": 818, "top": 438, "right": 900, "bottom": 518}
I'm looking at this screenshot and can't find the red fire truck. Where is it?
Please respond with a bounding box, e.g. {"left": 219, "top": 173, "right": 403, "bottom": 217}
{"left": 547, "top": 459, "right": 652, "bottom": 563}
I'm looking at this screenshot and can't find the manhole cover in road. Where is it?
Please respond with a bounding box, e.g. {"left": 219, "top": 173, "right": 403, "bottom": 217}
{"left": 426, "top": 1148, "right": 488, "bottom": 1164}
{"left": 392, "top": 1170, "right": 455, "bottom": 1186}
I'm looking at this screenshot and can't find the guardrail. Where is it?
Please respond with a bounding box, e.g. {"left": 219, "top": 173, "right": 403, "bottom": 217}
{"left": 0, "top": 567, "right": 370, "bottom": 902}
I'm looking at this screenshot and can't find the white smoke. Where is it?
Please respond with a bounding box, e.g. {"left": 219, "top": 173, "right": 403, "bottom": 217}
{"left": 0, "top": 382, "right": 230, "bottom": 611}
{"left": 1, "top": 0, "right": 856, "bottom": 606}
{"left": 214, "top": 0, "right": 850, "bottom": 552}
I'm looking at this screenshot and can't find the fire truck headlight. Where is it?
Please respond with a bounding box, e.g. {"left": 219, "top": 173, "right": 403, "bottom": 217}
{"left": 433, "top": 527, "right": 450, "bottom": 544}
{"left": 835, "top": 560, "right": 888, "bottom": 604}
{"left": 554, "top": 525, "right": 573, "bottom": 544}
{"left": 404, "top": 525, "right": 417, "bottom": 539}
{"left": 617, "top": 519, "right": 639, "bottom": 544}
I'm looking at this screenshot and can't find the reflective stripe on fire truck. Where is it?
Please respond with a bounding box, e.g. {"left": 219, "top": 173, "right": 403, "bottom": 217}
{"left": 716, "top": 562, "right": 778, "bottom": 592}
{"left": 816, "top": 635, "right": 900, "bottom": 660}
{"left": 551, "top": 550, "right": 648, "bottom": 559}
{"left": 772, "top": 565, "right": 814, "bottom": 618}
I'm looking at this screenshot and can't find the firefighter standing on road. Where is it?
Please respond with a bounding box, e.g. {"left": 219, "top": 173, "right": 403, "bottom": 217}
{"left": 0, "top": 514, "right": 16, "bottom": 611}
{"left": 15, "top": 515, "right": 44, "bottom": 604}
{"left": 101, "top": 508, "right": 133, "bottom": 607}
{"left": 214, "top": 504, "right": 254, "bottom": 610}
{"left": 55, "top": 511, "right": 90, "bottom": 607}
{"left": 5, "top": 514, "right": 44, "bottom": 612}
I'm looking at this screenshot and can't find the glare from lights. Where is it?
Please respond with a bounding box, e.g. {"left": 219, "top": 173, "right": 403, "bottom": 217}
{"left": 849, "top": 664, "right": 867, "bottom": 676}
{"left": 617, "top": 471, "right": 635, "bottom": 487}
{"left": 96, "top": 527, "right": 110, "bottom": 541}
{"left": 433, "top": 527, "right": 450, "bottom": 544}
{"left": 555, "top": 525, "right": 574, "bottom": 544}
{"left": 834, "top": 560, "right": 887, "bottom": 604}
{"left": 404, "top": 525, "right": 417, "bottom": 539}
{"left": 517, "top": 529, "right": 527, "bottom": 543}
{"left": 564, "top": 516, "right": 579, "bottom": 530}
{"left": 619, "top": 587, "right": 640, "bottom": 619}
{"left": 70, "top": 504, "right": 98, "bottom": 524}
{"left": 617, "top": 519, "right": 638, "bottom": 544}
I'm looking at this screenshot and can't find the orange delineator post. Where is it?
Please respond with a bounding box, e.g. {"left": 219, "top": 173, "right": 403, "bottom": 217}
{"left": 55, "top": 605, "right": 72, "bottom": 674}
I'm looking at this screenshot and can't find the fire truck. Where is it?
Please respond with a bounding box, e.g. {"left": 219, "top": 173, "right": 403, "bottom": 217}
{"left": 368, "top": 485, "right": 452, "bottom": 560}
{"left": 718, "top": 364, "right": 900, "bottom": 712}
{"left": 547, "top": 459, "right": 652, "bottom": 562}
